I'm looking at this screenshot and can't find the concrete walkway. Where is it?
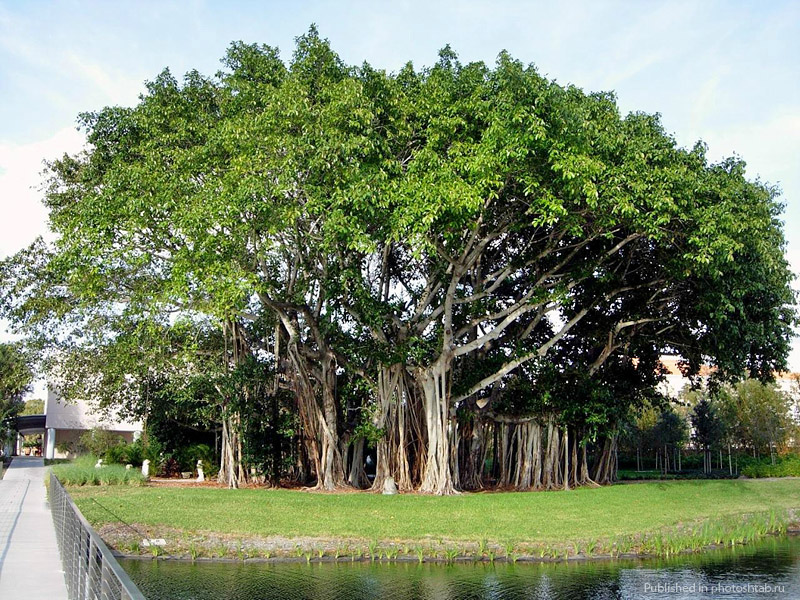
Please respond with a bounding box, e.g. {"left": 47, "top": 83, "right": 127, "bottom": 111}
{"left": 0, "top": 457, "right": 68, "bottom": 598}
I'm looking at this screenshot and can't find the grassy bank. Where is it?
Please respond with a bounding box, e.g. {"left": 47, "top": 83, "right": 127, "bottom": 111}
{"left": 67, "top": 479, "right": 800, "bottom": 561}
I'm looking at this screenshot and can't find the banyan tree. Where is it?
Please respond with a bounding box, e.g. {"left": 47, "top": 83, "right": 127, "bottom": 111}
{"left": 1, "top": 28, "right": 794, "bottom": 494}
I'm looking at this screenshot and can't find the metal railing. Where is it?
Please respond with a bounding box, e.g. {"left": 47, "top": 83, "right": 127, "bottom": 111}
{"left": 50, "top": 472, "right": 147, "bottom": 600}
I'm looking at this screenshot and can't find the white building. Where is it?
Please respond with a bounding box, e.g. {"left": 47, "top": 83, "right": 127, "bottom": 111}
{"left": 657, "top": 355, "right": 800, "bottom": 405}
{"left": 656, "top": 355, "right": 714, "bottom": 399}
{"left": 42, "top": 389, "right": 143, "bottom": 459}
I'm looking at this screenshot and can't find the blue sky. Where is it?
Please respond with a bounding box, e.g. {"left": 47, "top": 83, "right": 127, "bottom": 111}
{"left": 1, "top": 0, "right": 799, "bottom": 375}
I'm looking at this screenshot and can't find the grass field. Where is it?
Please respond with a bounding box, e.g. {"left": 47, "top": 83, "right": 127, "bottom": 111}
{"left": 68, "top": 479, "right": 800, "bottom": 548}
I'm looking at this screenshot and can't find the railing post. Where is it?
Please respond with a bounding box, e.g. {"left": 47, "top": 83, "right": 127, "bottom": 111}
{"left": 101, "top": 561, "right": 114, "bottom": 600}
{"left": 71, "top": 509, "right": 80, "bottom": 596}
{"left": 80, "top": 528, "right": 90, "bottom": 599}
{"left": 88, "top": 538, "right": 103, "bottom": 600}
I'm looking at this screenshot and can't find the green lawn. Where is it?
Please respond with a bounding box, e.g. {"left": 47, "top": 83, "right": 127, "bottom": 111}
{"left": 69, "top": 479, "right": 800, "bottom": 545}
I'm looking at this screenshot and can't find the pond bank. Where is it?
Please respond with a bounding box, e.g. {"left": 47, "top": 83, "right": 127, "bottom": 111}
{"left": 107, "top": 526, "right": 800, "bottom": 566}
{"left": 97, "top": 512, "right": 800, "bottom": 564}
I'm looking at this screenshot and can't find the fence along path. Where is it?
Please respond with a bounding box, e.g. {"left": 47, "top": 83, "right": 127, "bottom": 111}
{"left": 50, "top": 471, "right": 146, "bottom": 599}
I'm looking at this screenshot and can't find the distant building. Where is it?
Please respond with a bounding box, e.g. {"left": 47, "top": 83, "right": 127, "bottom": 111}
{"left": 657, "top": 354, "right": 800, "bottom": 404}
{"left": 657, "top": 355, "right": 714, "bottom": 399}
{"left": 41, "top": 389, "right": 143, "bottom": 459}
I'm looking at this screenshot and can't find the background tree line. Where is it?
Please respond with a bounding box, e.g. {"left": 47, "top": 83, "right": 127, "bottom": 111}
{"left": 0, "top": 28, "right": 794, "bottom": 494}
{"left": 622, "top": 378, "right": 798, "bottom": 477}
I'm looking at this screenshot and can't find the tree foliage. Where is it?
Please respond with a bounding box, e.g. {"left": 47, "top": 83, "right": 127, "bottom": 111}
{"left": 0, "top": 28, "right": 794, "bottom": 493}
{"left": 0, "top": 342, "right": 33, "bottom": 423}
{"left": 19, "top": 398, "right": 44, "bottom": 416}
{"left": 722, "top": 379, "right": 794, "bottom": 456}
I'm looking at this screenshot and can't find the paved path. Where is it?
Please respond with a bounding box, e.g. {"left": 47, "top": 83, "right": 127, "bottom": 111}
{"left": 0, "top": 457, "right": 68, "bottom": 598}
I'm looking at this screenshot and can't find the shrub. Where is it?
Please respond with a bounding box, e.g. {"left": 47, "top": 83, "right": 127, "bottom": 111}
{"left": 142, "top": 438, "right": 166, "bottom": 472}
{"left": 79, "top": 429, "right": 123, "bottom": 458}
{"left": 616, "top": 469, "right": 736, "bottom": 481}
{"left": 88, "top": 437, "right": 159, "bottom": 468}
{"left": 56, "top": 440, "right": 80, "bottom": 456}
{"left": 175, "top": 443, "right": 216, "bottom": 473}
{"left": 158, "top": 457, "right": 182, "bottom": 478}
{"left": 123, "top": 439, "right": 145, "bottom": 466}
{"left": 105, "top": 443, "right": 128, "bottom": 465}
{"left": 741, "top": 454, "right": 800, "bottom": 478}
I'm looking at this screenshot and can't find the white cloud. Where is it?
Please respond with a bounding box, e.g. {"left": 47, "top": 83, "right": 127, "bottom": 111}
{"left": 61, "top": 51, "right": 146, "bottom": 108}
{"left": 0, "top": 127, "right": 85, "bottom": 395}
{"left": 0, "top": 127, "right": 86, "bottom": 259}
{"left": 688, "top": 67, "right": 731, "bottom": 131}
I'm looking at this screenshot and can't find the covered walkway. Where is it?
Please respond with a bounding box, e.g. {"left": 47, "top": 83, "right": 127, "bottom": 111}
{"left": 0, "top": 457, "right": 68, "bottom": 598}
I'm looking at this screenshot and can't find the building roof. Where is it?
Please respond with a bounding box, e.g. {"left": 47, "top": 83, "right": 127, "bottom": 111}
{"left": 14, "top": 414, "right": 46, "bottom": 435}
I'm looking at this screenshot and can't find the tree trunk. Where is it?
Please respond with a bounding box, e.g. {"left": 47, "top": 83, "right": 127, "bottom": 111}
{"left": 579, "top": 441, "right": 598, "bottom": 486}
{"left": 406, "top": 376, "right": 426, "bottom": 488}
{"left": 728, "top": 444, "right": 732, "bottom": 476}
{"left": 563, "top": 427, "right": 570, "bottom": 491}
{"left": 394, "top": 389, "right": 414, "bottom": 491}
{"left": 418, "top": 362, "right": 457, "bottom": 494}
{"left": 514, "top": 421, "right": 541, "bottom": 491}
{"left": 218, "top": 413, "right": 241, "bottom": 489}
{"left": 318, "top": 354, "right": 346, "bottom": 490}
{"left": 348, "top": 436, "right": 369, "bottom": 488}
{"left": 542, "top": 418, "right": 561, "bottom": 489}
{"left": 286, "top": 344, "right": 345, "bottom": 490}
{"left": 269, "top": 391, "right": 282, "bottom": 486}
{"left": 498, "top": 423, "right": 512, "bottom": 487}
{"left": 592, "top": 436, "right": 617, "bottom": 484}
{"left": 570, "top": 434, "right": 578, "bottom": 486}
{"left": 461, "top": 417, "right": 487, "bottom": 490}
{"left": 236, "top": 421, "right": 247, "bottom": 484}
{"left": 371, "top": 366, "right": 414, "bottom": 492}
{"left": 370, "top": 368, "right": 395, "bottom": 492}
{"left": 216, "top": 321, "right": 250, "bottom": 489}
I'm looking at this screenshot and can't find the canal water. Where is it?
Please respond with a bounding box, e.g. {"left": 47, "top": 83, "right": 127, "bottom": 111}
{"left": 120, "top": 535, "right": 799, "bottom": 599}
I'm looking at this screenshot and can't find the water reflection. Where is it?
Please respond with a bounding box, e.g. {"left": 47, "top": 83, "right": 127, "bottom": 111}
{"left": 120, "top": 536, "right": 799, "bottom": 600}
